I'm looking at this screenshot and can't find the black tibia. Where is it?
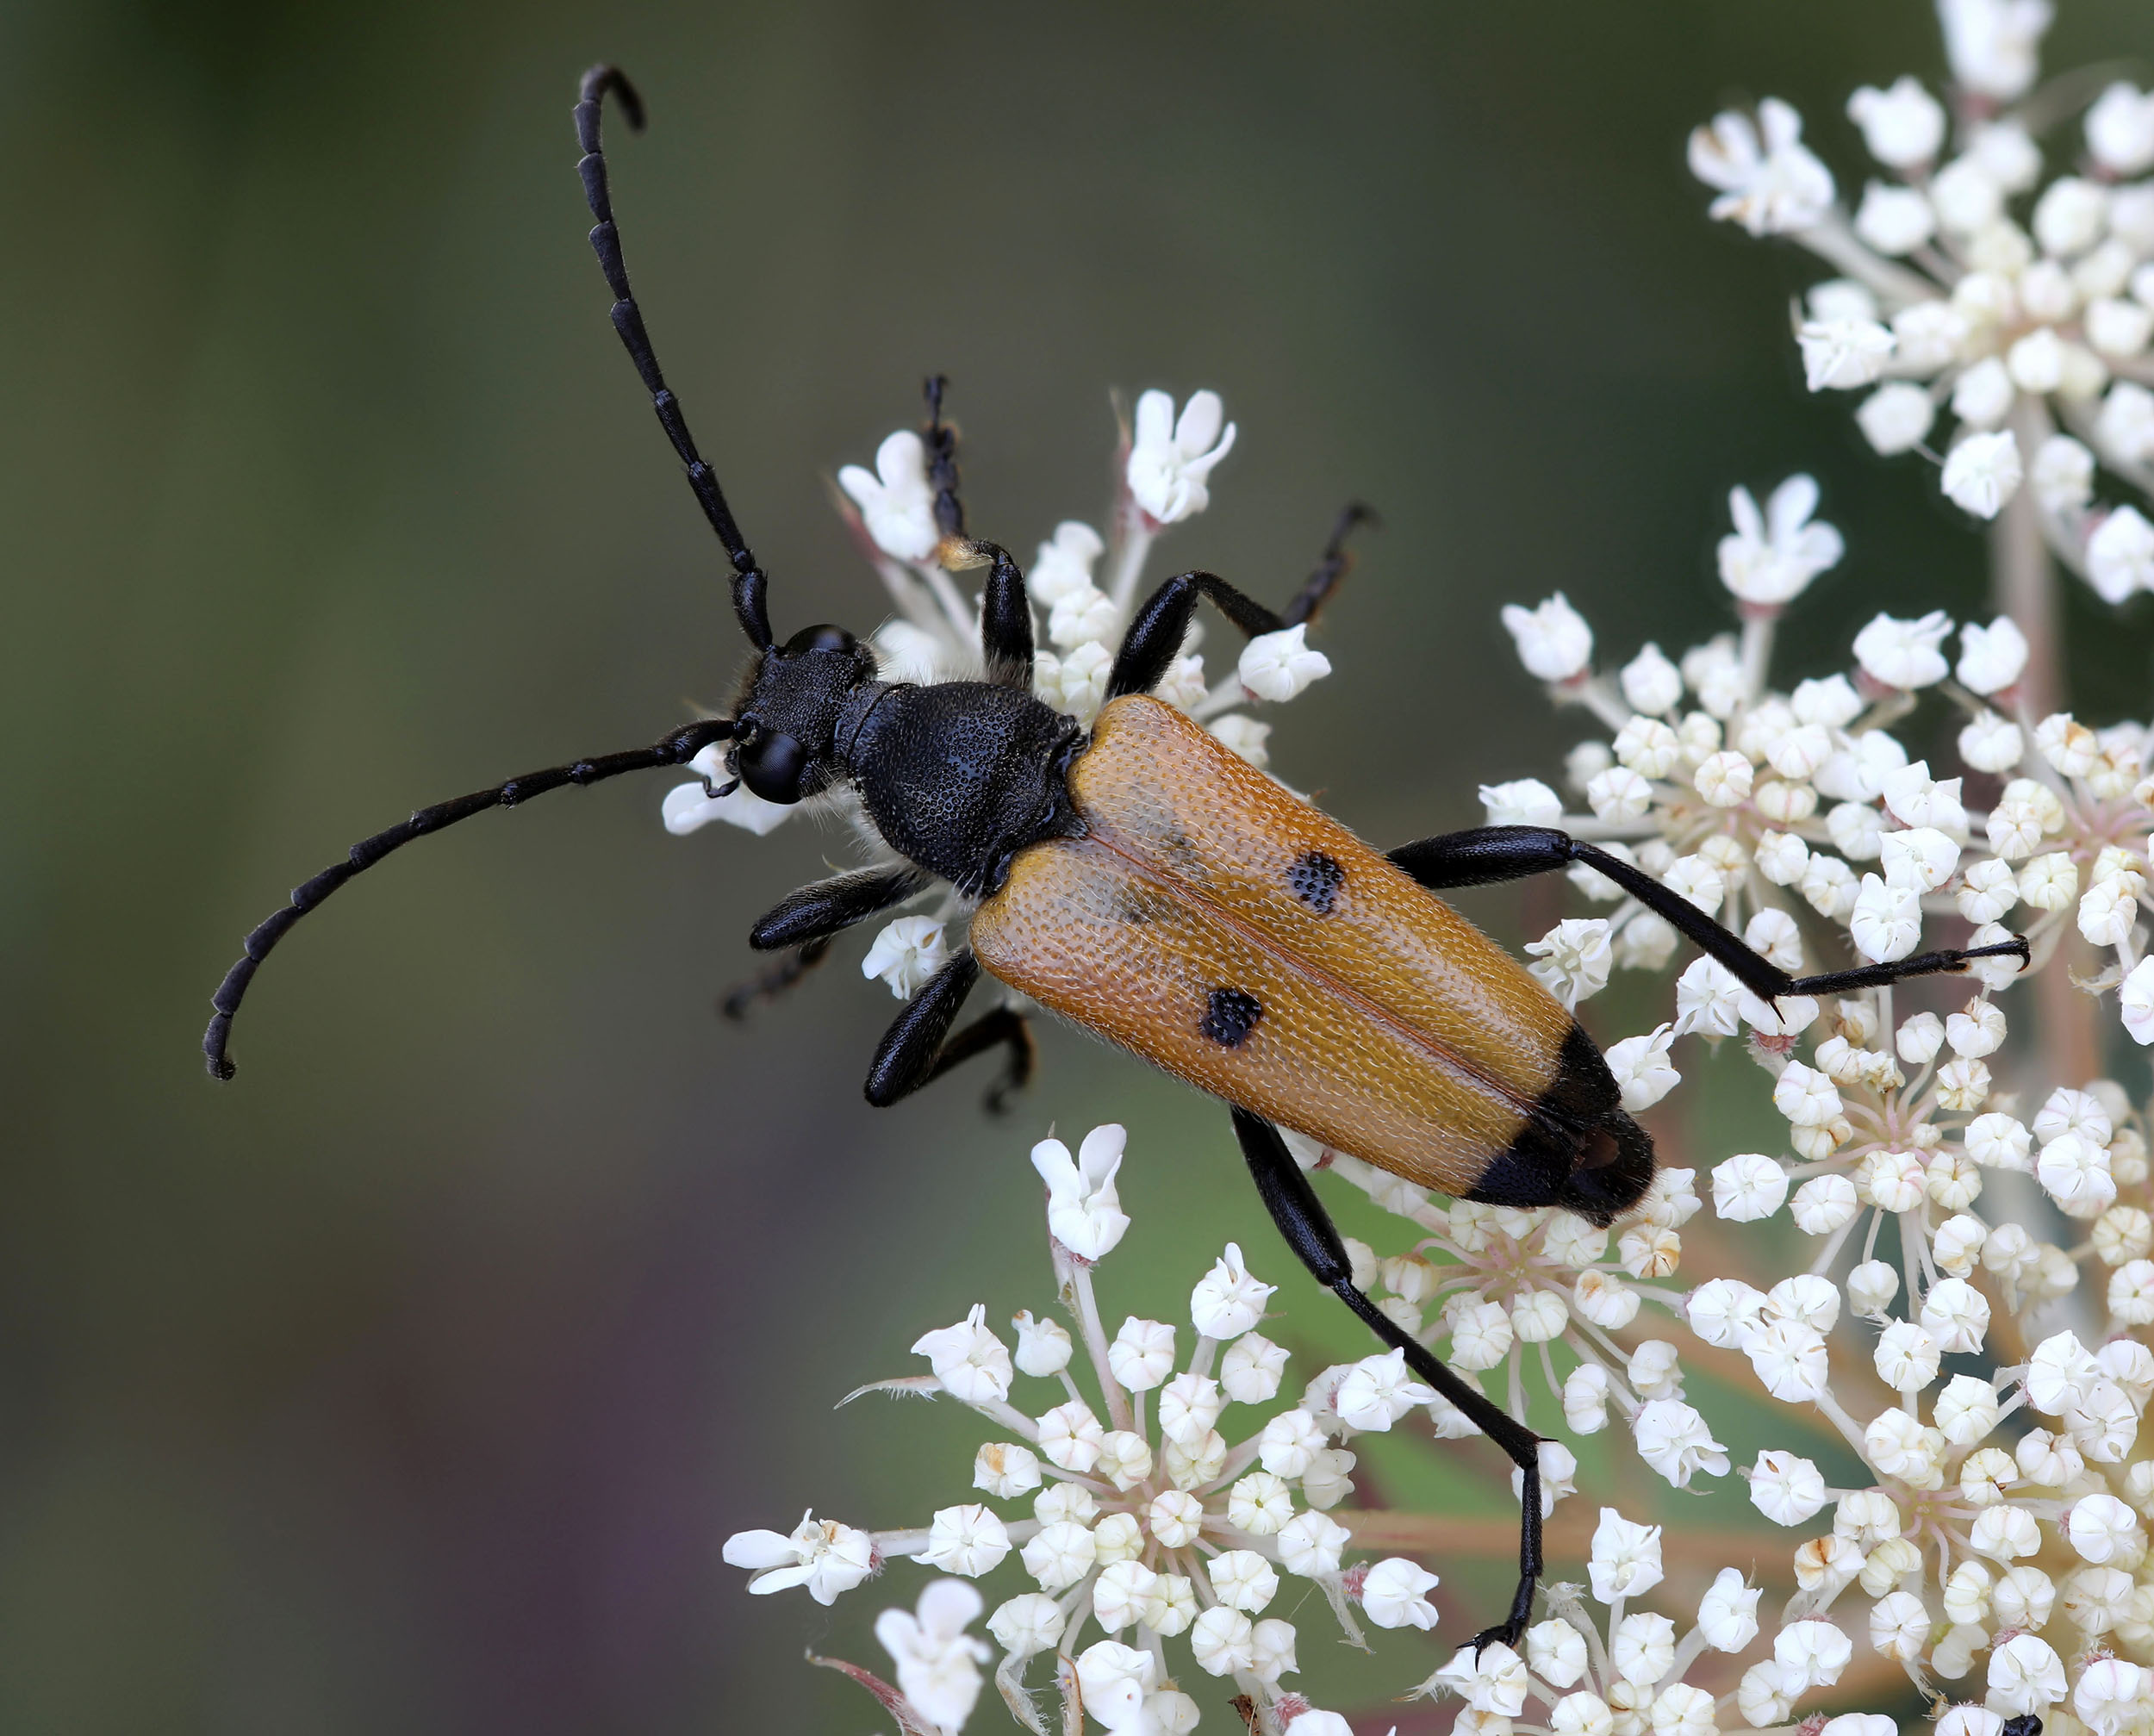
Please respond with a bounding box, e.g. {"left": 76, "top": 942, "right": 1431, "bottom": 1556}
{"left": 924, "top": 375, "right": 964, "bottom": 542}
{"left": 971, "top": 542, "right": 1036, "bottom": 693}
{"left": 923, "top": 1005, "right": 1036, "bottom": 1113}
{"left": 1231, "top": 1110, "right": 1543, "bottom": 1652}
{"left": 721, "top": 937, "right": 833, "bottom": 1020}
{"left": 1107, "top": 571, "right": 1287, "bottom": 700}
{"left": 203, "top": 718, "right": 736, "bottom": 1080}
{"left": 575, "top": 65, "right": 772, "bottom": 650}
{"left": 748, "top": 865, "right": 931, "bottom": 950}
{"left": 1279, "top": 501, "right": 1379, "bottom": 629}
{"left": 863, "top": 949, "right": 981, "bottom": 1105}
{"left": 1388, "top": 824, "right": 2032, "bottom": 1000}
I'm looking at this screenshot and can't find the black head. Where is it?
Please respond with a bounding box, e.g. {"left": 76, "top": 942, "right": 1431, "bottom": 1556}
{"left": 729, "top": 623, "right": 880, "bottom": 804}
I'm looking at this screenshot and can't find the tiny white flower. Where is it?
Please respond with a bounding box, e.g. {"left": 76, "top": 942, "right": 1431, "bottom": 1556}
{"left": 1857, "top": 377, "right": 1936, "bottom": 451}
{"left": 1688, "top": 98, "right": 1835, "bottom": 235}
{"left": 663, "top": 745, "right": 794, "bottom": 837}
{"left": 2087, "top": 81, "right": 2154, "bottom": 177}
{"left": 1218, "top": 1331, "right": 1288, "bottom": 1404}
{"left": 920, "top": 1503, "right": 1012, "bottom": 1577}
{"left": 1030, "top": 1124, "right": 1130, "bottom": 1260}
{"left": 1956, "top": 616, "right": 2028, "bottom": 695}
{"left": 1207, "top": 712, "right": 1270, "bottom": 768}
{"left": 1207, "top": 1548, "right": 1278, "bottom": 1613}
{"left": 722, "top": 1510, "right": 875, "bottom": 1603}
{"left": 1190, "top": 1242, "right": 1274, "bottom": 1339}
{"left": 1850, "top": 873, "right": 1921, "bottom": 962}
{"left": 1127, "top": 389, "right": 1236, "bottom": 524}
{"left": 986, "top": 1590, "right": 1065, "bottom": 1658}
{"left": 1501, "top": 594, "right": 1593, "bottom": 682}
{"left": 1717, "top": 475, "right": 1844, "bottom": 605}
{"left": 1276, "top": 1509, "right": 1352, "bottom": 1578}
{"left": 1525, "top": 918, "right": 1614, "bottom": 1009}
{"left": 1107, "top": 1316, "right": 1176, "bottom": 1391}
{"left": 1035, "top": 640, "right": 1115, "bottom": 722}
{"left": 1847, "top": 76, "right": 1946, "bottom": 166}
{"left": 1018, "top": 1516, "right": 1095, "bottom": 1590}
{"left": 1853, "top": 609, "right": 1953, "bottom": 688}
{"left": 1027, "top": 520, "right": 1105, "bottom": 606}
{"left": 1046, "top": 582, "right": 1120, "bottom": 650}
{"left": 1619, "top": 642, "right": 1682, "bottom": 713}
{"left": 1988, "top": 1631, "right": 2066, "bottom": 1717}
{"left": 1433, "top": 1640, "right": 1530, "bottom": 1716}
{"left": 1941, "top": 429, "right": 2024, "bottom": 519}
{"left": 1238, "top": 624, "right": 1330, "bottom": 702}
{"left": 2089, "top": 506, "right": 2154, "bottom": 602}
{"left": 1632, "top": 1398, "right": 1728, "bottom": 1487}
{"left": 1588, "top": 1509, "right": 1664, "bottom": 1603}
{"left": 1333, "top": 1347, "right": 1437, "bottom": 1432}
{"left": 911, "top": 1304, "right": 1012, "bottom": 1404}
{"left": 1938, "top": 0, "right": 2052, "bottom": 102}
{"left": 2033, "top": 433, "right": 2095, "bottom": 513}
{"left": 837, "top": 429, "right": 938, "bottom": 562}
{"left": 874, "top": 1578, "right": 991, "bottom": 1732}
{"left": 1527, "top": 1619, "right": 1589, "bottom": 1689}
{"left": 2098, "top": 382, "right": 2154, "bottom": 464}
{"left": 860, "top": 916, "right": 949, "bottom": 999}
{"left": 1479, "top": 778, "right": 1563, "bottom": 827}
{"left": 1797, "top": 317, "right": 1894, "bottom": 391}
{"left": 1562, "top": 1362, "right": 1611, "bottom": 1433}
{"left": 1712, "top": 1153, "right": 1789, "bottom": 1221}
{"left": 1605, "top": 1024, "right": 1678, "bottom": 1111}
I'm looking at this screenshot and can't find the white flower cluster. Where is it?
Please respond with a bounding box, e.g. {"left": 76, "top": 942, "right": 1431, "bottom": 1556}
{"left": 1354, "top": 471, "right": 2154, "bottom": 1731}
{"left": 1495, "top": 471, "right": 2154, "bottom": 1055}
{"left": 1688, "top": 0, "right": 2154, "bottom": 594}
{"left": 723, "top": 1125, "right": 1454, "bottom": 1736}
{"left": 1423, "top": 1513, "right": 1771, "bottom": 1736}
{"left": 658, "top": 387, "right": 1335, "bottom": 999}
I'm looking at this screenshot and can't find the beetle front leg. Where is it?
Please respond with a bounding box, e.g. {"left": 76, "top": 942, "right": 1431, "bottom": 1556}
{"left": 1230, "top": 1108, "right": 1544, "bottom": 1652}
{"left": 1388, "top": 824, "right": 2030, "bottom": 1000}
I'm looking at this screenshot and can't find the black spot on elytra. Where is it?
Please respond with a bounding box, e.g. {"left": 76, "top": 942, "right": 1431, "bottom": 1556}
{"left": 1199, "top": 987, "right": 1263, "bottom": 1048}
{"left": 1287, "top": 850, "right": 1344, "bottom": 913}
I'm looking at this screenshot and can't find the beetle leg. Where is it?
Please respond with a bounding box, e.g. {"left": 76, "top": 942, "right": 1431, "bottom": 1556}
{"left": 862, "top": 950, "right": 981, "bottom": 1105}
{"left": 1230, "top": 1108, "right": 1544, "bottom": 1653}
{"left": 1278, "top": 501, "right": 1379, "bottom": 628}
{"left": 922, "top": 1005, "right": 1037, "bottom": 1113}
{"left": 719, "top": 937, "right": 834, "bottom": 1021}
{"left": 974, "top": 543, "right": 1037, "bottom": 693}
{"left": 1388, "top": 824, "right": 2031, "bottom": 1001}
{"left": 748, "top": 865, "right": 932, "bottom": 950}
{"left": 1106, "top": 571, "right": 1287, "bottom": 700}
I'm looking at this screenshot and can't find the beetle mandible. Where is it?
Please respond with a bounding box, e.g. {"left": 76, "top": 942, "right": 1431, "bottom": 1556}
{"left": 202, "top": 65, "right": 2032, "bottom": 1650}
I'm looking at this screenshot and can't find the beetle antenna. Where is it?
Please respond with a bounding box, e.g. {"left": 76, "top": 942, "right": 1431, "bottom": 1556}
{"left": 574, "top": 65, "right": 774, "bottom": 650}
{"left": 202, "top": 718, "right": 735, "bottom": 1080}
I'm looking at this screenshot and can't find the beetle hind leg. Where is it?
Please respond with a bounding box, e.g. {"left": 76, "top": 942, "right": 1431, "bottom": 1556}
{"left": 1230, "top": 1108, "right": 1544, "bottom": 1652}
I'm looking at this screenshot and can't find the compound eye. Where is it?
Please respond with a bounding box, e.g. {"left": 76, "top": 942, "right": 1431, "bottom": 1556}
{"left": 784, "top": 623, "right": 856, "bottom": 657}
{"left": 737, "top": 731, "right": 810, "bottom": 803}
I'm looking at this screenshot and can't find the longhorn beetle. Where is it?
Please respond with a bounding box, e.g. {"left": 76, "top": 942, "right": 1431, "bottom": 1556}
{"left": 203, "top": 65, "right": 2033, "bottom": 1650}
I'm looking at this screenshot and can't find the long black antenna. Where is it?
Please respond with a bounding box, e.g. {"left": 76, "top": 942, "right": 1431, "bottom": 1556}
{"left": 575, "top": 65, "right": 774, "bottom": 650}
{"left": 202, "top": 719, "right": 734, "bottom": 1079}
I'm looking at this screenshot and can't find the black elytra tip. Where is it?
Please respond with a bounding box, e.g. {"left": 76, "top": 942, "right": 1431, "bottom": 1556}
{"left": 1199, "top": 987, "right": 1263, "bottom": 1048}
{"left": 1286, "top": 850, "right": 1345, "bottom": 913}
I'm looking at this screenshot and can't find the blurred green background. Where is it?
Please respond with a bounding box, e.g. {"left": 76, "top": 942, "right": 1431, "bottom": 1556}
{"left": 8, "top": 1, "right": 2153, "bottom": 1729}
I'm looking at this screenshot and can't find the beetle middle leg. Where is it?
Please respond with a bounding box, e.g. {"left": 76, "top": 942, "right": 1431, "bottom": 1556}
{"left": 719, "top": 937, "right": 833, "bottom": 1020}
{"left": 1231, "top": 1109, "right": 1544, "bottom": 1653}
{"left": 1387, "top": 824, "right": 2031, "bottom": 999}
{"left": 1278, "top": 501, "right": 1379, "bottom": 628}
